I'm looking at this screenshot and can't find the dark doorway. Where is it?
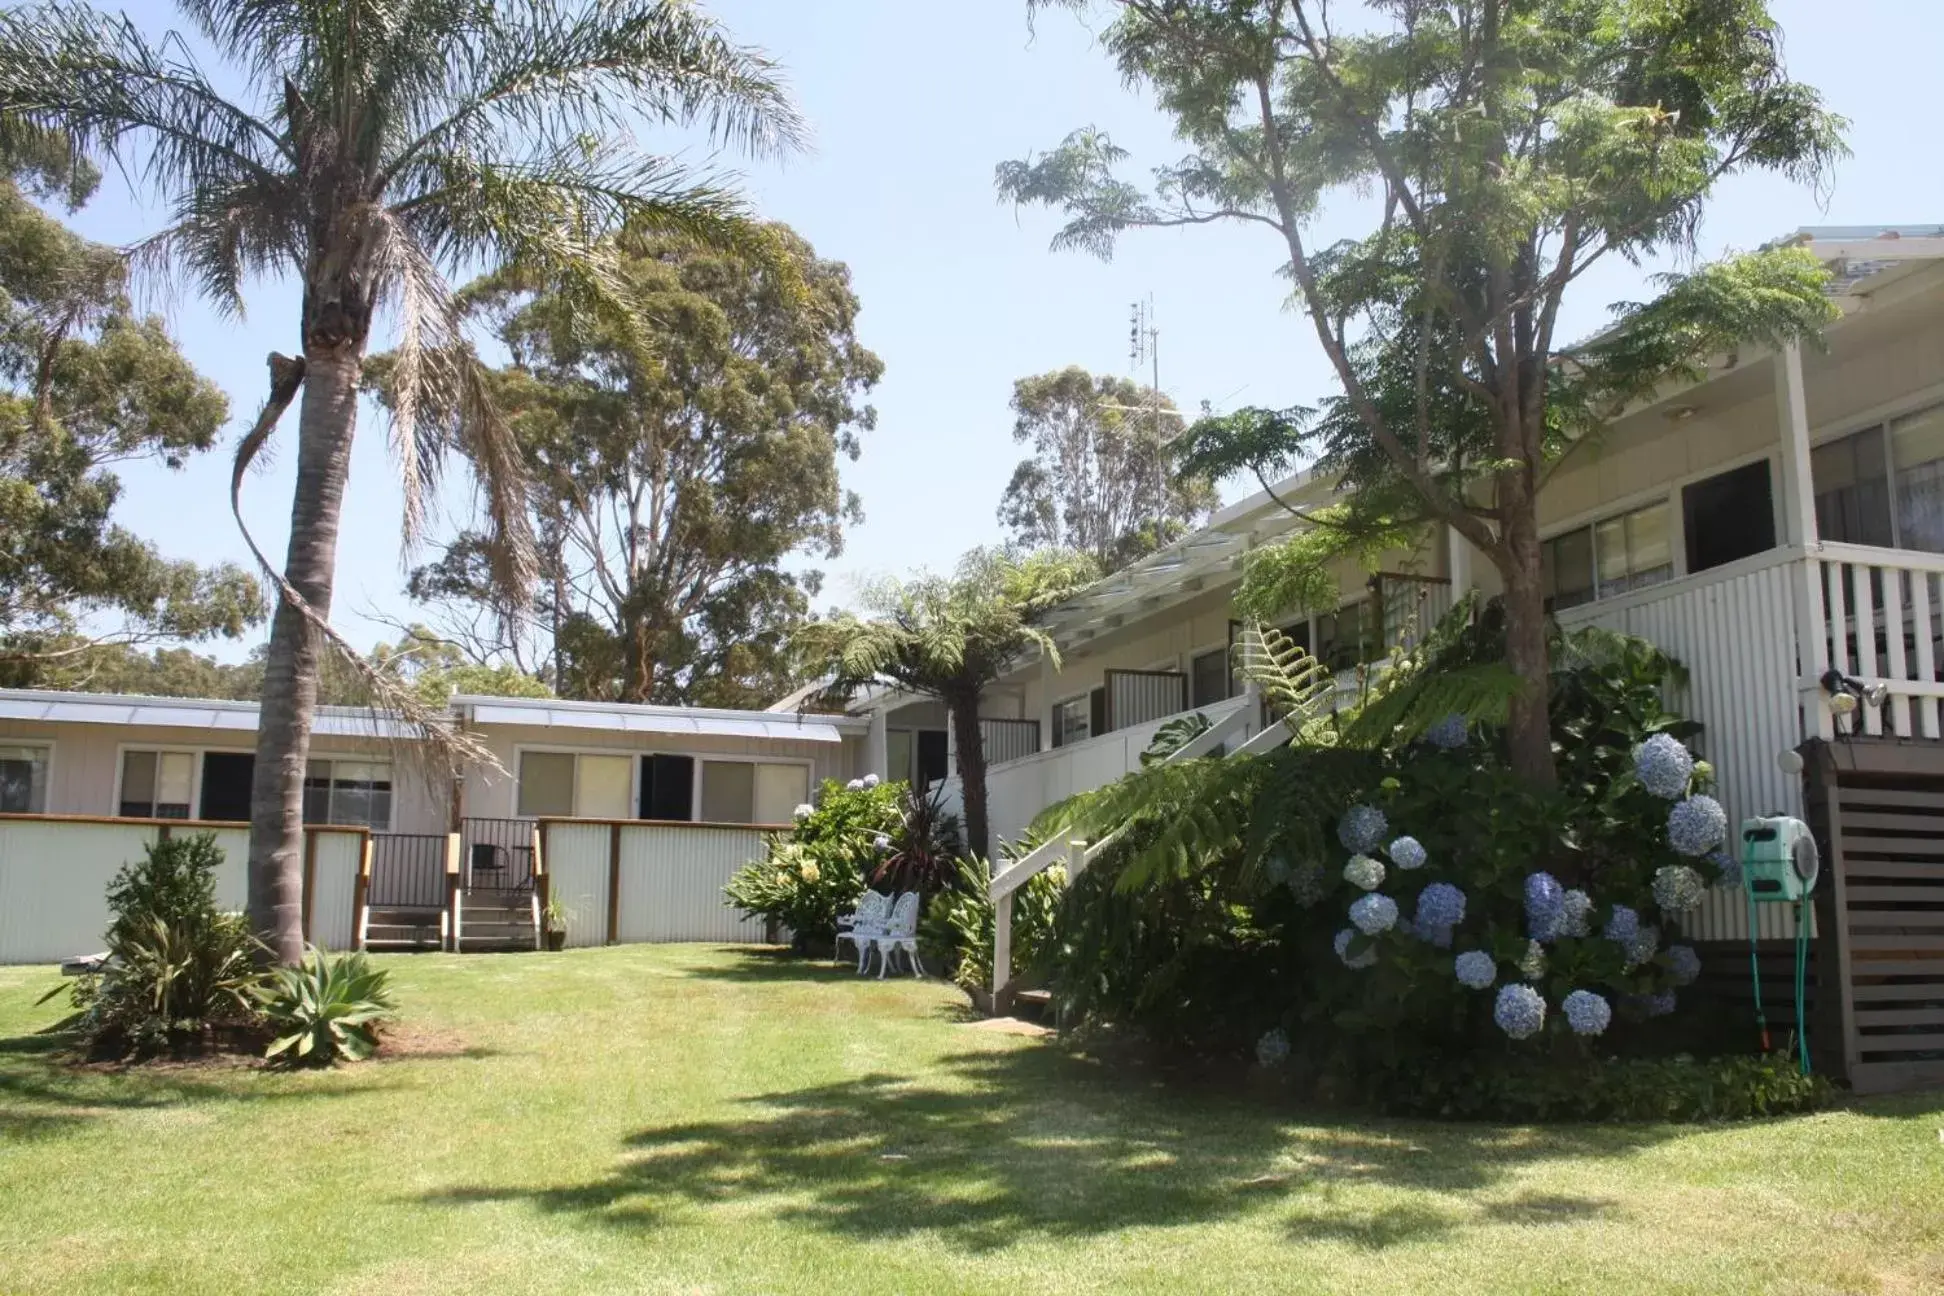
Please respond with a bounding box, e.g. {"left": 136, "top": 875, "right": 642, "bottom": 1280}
{"left": 1684, "top": 460, "right": 1777, "bottom": 574}
{"left": 198, "top": 752, "right": 254, "bottom": 823}
{"left": 638, "top": 753, "right": 695, "bottom": 821}
{"left": 916, "top": 730, "right": 949, "bottom": 789}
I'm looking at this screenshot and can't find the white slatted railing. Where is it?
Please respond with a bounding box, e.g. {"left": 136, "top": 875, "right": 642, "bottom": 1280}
{"left": 1815, "top": 542, "right": 1944, "bottom": 741}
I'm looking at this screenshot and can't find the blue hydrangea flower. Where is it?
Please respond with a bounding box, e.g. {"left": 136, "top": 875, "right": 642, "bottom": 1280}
{"left": 862, "top": 773, "right": 881, "bottom": 789}
{"left": 1666, "top": 944, "right": 1702, "bottom": 986}
{"left": 1339, "top": 805, "right": 1389, "bottom": 854}
{"left": 1644, "top": 990, "right": 1677, "bottom": 1017}
{"left": 1335, "top": 928, "right": 1377, "bottom": 969}
{"left": 1709, "top": 848, "right": 1743, "bottom": 889}
{"left": 1562, "top": 989, "right": 1613, "bottom": 1037}
{"left": 792, "top": 803, "right": 814, "bottom": 821}
{"left": 1343, "top": 855, "right": 1386, "bottom": 891}
{"left": 1454, "top": 950, "right": 1497, "bottom": 989}
{"left": 1494, "top": 984, "right": 1547, "bottom": 1039}
{"left": 1350, "top": 892, "right": 1399, "bottom": 936}
{"left": 1389, "top": 836, "right": 1428, "bottom": 871}
{"left": 845, "top": 778, "right": 865, "bottom": 791}
{"left": 1519, "top": 940, "right": 1548, "bottom": 982}
{"left": 1525, "top": 871, "right": 1565, "bottom": 941}
{"left": 1604, "top": 904, "right": 1640, "bottom": 945}
{"left": 1634, "top": 733, "right": 1696, "bottom": 799}
{"left": 873, "top": 834, "right": 892, "bottom": 852}
{"left": 1425, "top": 713, "right": 1469, "bottom": 749}
{"left": 1668, "top": 795, "right": 1728, "bottom": 857}
{"left": 1400, "top": 917, "right": 1452, "bottom": 948}
{"left": 1256, "top": 1027, "right": 1290, "bottom": 1068}
{"left": 1624, "top": 925, "right": 1660, "bottom": 969}
{"left": 1652, "top": 864, "right": 1706, "bottom": 913}
{"left": 1558, "top": 889, "right": 1593, "bottom": 938}
{"left": 1415, "top": 882, "right": 1466, "bottom": 930}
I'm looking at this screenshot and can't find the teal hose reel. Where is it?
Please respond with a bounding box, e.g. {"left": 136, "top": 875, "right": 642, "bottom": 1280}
{"left": 1738, "top": 815, "right": 1820, "bottom": 1075}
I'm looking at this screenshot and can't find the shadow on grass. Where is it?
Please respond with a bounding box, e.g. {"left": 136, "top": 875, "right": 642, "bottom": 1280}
{"left": 662, "top": 946, "right": 873, "bottom": 984}
{"left": 417, "top": 1040, "right": 1662, "bottom": 1253}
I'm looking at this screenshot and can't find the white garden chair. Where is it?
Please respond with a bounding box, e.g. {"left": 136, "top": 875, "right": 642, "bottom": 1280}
{"left": 872, "top": 891, "right": 926, "bottom": 979}
{"left": 835, "top": 889, "right": 892, "bottom": 971}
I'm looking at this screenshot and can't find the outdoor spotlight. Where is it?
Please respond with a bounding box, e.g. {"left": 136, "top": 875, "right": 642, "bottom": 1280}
{"left": 1821, "top": 668, "right": 1887, "bottom": 716}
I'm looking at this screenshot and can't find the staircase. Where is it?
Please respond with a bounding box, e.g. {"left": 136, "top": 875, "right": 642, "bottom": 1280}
{"left": 458, "top": 889, "right": 538, "bottom": 953}
{"left": 363, "top": 906, "right": 443, "bottom": 953}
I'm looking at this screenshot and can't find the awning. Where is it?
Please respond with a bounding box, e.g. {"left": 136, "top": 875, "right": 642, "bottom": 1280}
{"left": 463, "top": 701, "right": 853, "bottom": 744}
{"left": 0, "top": 692, "right": 420, "bottom": 739}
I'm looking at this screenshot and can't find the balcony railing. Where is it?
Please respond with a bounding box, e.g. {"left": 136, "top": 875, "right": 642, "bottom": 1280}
{"left": 1104, "top": 668, "right": 1186, "bottom": 732}
{"left": 979, "top": 717, "right": 1041, "bottom": 765}
{"left": 461, "top": 816, "right": 537, "bottom": 891}
{"left": 368, "top": 832, "right": 449, "bottom": 908}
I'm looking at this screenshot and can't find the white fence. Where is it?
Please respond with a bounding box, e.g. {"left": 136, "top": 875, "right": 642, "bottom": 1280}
{"left": 535, "top": 819, "right": 772, "bottom": 948}
{"left": 0, "top": 816, "right": 366, "bottom": 964}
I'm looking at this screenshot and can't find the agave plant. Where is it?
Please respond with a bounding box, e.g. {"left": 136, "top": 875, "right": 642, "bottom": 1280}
{"left": 256, "top": 947, "right": 397, "bottom": 1064}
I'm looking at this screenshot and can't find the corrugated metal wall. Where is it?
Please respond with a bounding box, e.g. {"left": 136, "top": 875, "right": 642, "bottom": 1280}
{"left": 1559, "top": 552, "right": 1811, "bottom": 943}
{"left": 616, "top": 825, "right": 769, "bottom": 943}
{"left": 306, "top": 830, "right": 363, "bottom": 951}
{"left": 538, "top": 822, "right": 612, "bottom": 948}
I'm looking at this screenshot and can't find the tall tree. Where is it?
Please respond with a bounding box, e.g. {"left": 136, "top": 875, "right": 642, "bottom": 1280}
{"left": 797, "top": 548, "right": 1097, "bottom": 858}
{"left": 999, "top": 0, "right": 1843, "bottom": 785}
{"left": 998, "top": 365, "right": 1215, "bottom": 568}
{"left": 396, "top": 221, "right": 882, "bottom": 708}
{"left": 0, "top": 129, "right": 261, "bottom": 668}
{"left": 0, "top": 0, "right": 801, "bottom": 963}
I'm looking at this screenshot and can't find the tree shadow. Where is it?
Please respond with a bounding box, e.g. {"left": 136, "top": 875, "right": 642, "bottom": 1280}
{"left": 416, "top": 1040, "right": 1670, "bottom": 1253}
{"left": 663, "top": 947, "right": 875, "bottom": 984}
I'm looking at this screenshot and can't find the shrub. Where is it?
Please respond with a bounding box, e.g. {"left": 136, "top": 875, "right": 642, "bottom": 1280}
{"left": 1371, "top": 1050, "right": 1833, "bottom": 1122}
{"left": 257, "top": 947, "right": 397, "bottom": 1065}
{"left": 51, "top": 834, "right": 264, "bottom": 1058}
{"left": 724, "top": 777, "right": 904, "bottom": 952}
{"left": 1039, "top": 608, "right": 1765, "bottom": 1116}
{"left": 919, "top": 853, "right": 1065, "bottom": 992}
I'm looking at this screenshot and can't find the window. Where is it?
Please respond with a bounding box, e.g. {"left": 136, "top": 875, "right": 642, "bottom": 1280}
{"left": 754, "top": 764, "right": 809, "bottom": 825}
{"left": 1813, "top": 427, "right": 1894, "bottom": 547}
{"left": 516, "top": 751, "right": 576, "bottom": 818}
{"left": 1892, "top": 403, "right": 1944, "bottom": 553}
{"left": 1190, "top": 647, "right": 1233, "bottom": 708}
{"left": 700, "top": 760, "right": 754, "bottom": 823}
{"left": 1543, "top": 502, "right": 1671, "bottom": 610}
{"left": 1052, "top": 695, "right": 1091, "bottom": 749}
{"left": 0, "top": 744, "right": 49, "bottom": 814}
{"left": 301, "top": 758, "right": 393, "bottom": 829}
{"left": 1683, "top": 461, "right": 1776, "bottom": 574}
{"left": 574, "top": 754, "right": 631, "bottom": 819}
{"left": 120, "top": 749, "right": 194, "bottom": 819}
{"left": 916, "top": 730, "right": 949, "bottom": 787}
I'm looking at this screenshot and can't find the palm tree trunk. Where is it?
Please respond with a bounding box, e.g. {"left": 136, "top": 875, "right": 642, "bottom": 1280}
{"left": 246, "top": 350, "right": 360, "bottom": 964}
{"left": 947, "top": 690, "right": 990, "bottom": 859}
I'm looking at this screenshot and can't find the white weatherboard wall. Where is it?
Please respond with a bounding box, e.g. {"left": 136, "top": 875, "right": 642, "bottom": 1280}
{"left": 616, "top": 825, "right": 769, "bottom": 943}
{"left": 536, "top": 820, "right": 773, "bottom": 946}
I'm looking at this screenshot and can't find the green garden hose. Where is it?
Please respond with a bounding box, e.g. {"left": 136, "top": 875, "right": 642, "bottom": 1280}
{"left": 1746, "top": 884, "right": 1813, "bottom": 1075}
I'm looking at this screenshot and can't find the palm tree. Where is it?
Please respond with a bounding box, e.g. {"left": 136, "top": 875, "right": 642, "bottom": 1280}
{"left": 0, "top": 0, "right": 801, "bottom": 963}
{"left": 798, "top": 548, "right": 1097, "bottom": 859}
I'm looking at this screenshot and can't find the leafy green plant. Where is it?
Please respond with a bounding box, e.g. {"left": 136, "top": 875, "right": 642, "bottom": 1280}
{"left": 1372, "top": 1050, "right": 1832, "bottom": 1122}
{"left": 919, "top": 853, "right": 1065, "bottom": 993}
{"left": 540, "top": 895, "right": 571, "bottom": 933}
{"left": 724, "top": 777, "right": 904, "bottom": 952}
{"left": 256, "top": 947, "right": 397, "bottom": 1065}
{"left": 47, "top": 834, "right": 266, "bottom": 1058}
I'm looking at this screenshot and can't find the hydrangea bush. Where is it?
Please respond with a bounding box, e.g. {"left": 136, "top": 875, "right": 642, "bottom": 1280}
{"left": 724, "top": 777, "right": 906, "bottom": 951}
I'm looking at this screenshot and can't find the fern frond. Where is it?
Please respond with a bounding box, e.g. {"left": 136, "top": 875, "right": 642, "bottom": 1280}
{"left": 1235, "top": 621, "right": 1335, "bottom": 726}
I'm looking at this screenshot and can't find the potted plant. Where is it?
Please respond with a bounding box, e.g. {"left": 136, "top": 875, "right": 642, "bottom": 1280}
{"left": 540, "top": 896, "right": 571, "bottom": 951}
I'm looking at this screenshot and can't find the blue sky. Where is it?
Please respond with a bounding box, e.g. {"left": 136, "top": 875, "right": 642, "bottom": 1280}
{"left": 67, "top": 0, "right": 1944, "bottom": 662}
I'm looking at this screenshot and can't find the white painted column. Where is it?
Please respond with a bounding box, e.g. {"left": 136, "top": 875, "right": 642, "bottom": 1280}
{"left": 863, "top": 706, "right": 888, "bottom": 780}
{"left": 1776, "top": 343, "right": 1834, "bottom": 741}
{"left": 1446, "top": 524, "right": 1473, "bottom": 599}
{"left": 1038, "top": 648, "right": 1057, "bottom": 751}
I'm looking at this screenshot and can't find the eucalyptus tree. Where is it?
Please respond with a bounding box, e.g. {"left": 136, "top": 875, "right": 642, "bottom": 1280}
{"left": 1000, "top": 0, "right": 1844, "bottom": 785}
{"left": 0, "top": 0, "right": 800, "bottom": 962}
{"left": 797, "top": 548, "right": 1097, "bottom": 859}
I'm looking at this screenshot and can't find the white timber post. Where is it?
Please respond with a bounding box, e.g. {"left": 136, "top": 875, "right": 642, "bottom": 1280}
{"left": 864, "top": 706, "right": 889, "bottom": 781}
{"left": 1776, "top": 341, "right": 1834, "bottom": 741}
{"left": 1039, "top": 648, "right": 1057, "bottom": 751}
{"left": 991, "top": 875, "right": 1013, "bottom": 1014}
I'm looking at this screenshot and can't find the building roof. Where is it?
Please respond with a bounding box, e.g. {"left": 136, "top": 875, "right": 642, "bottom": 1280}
{"left": 0, "top": 688, "right": 421, "bottom": 739}
{"left": 450, "top": 694, "right": 866, "bottom": 744}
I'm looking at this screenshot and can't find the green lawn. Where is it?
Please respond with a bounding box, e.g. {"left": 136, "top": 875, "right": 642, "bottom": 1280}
{"left": 0, "top": 947, "right": 1939, "bottom": 1295}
